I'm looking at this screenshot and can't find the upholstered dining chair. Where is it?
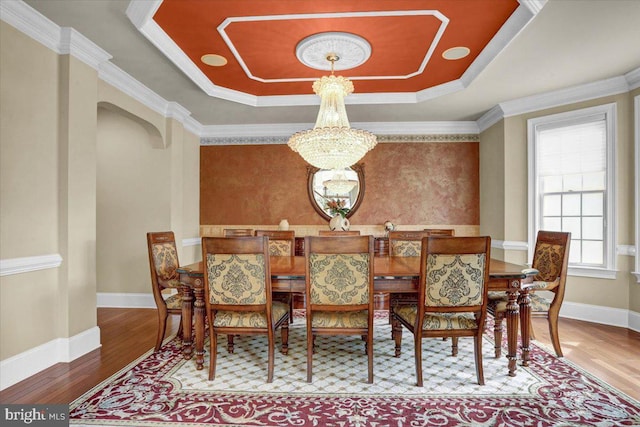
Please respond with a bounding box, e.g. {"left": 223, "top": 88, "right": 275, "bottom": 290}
{"left": 489, "top": 230, "right": 570, "bottom": 358}
{"left": 223, "top": 228, "right": 253, "bottom": 237}
{"left": 388, "top": 230, "right": 433, "bottom": 257}
{"left": 254, "top": 230, "right": 295, "bottom": 256}
{"left": 304, "top": 235, "right": 375, "bottom": 383}
{"left": 201, "top": 236, "right": 290, "bottom": 382}
{"left": 423, "top": 228, "right": 455, "bottom": 236}
{"left": 147, "top": 231, "right": 191, "bottom": 352}
{"left": 318, "top": 230, "right": 361, "bottom": 236}
{"left": 255, "top": 230, "right": 297, "bottom": 322}
{"left": 391, "top": 236, "right": 491, "bottom": 386}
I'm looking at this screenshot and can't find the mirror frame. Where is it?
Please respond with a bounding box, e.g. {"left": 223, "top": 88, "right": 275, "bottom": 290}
{"left": 307, "top": 163, "right": 365, "bottom": 221}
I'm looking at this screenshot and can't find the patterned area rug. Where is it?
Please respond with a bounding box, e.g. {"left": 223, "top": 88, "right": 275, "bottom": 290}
{"left": 70, "top": 312, "right": 640, "bottom": 426}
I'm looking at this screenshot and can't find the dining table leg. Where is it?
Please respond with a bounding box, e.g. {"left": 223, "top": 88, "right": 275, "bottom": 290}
{"left": 181, "top": 283, "right": 193, "bottom": 359}
{"left": 505, "top": 284, "right": 520, "bottom": 377}
{"left": 518, "top": 288, "right": 531, "bottom": 367}
{"left": 193, "top": 278, "right": 206, "bottom": 370}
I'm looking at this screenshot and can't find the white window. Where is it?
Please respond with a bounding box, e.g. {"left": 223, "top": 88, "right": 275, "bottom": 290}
{"left": 528, "top": 104, "right": 616, "bottom": 278}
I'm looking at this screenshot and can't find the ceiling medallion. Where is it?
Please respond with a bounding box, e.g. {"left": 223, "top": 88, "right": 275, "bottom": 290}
{"left": 288, "top": 34, "right": 377, "bottom": 171}
{"left": 295, "top": 32, "right": 372, "bottom": 71}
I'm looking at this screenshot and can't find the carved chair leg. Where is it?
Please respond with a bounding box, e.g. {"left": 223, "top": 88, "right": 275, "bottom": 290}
{"left": 451, "top": 337, "right": 459, "bottom": 357}
{"left": 493, "top": 312, "right": 504, "bottom": 358}
{"left": 281, "top": 323, "right": 289, "bottom": 355}
{"left": 227, "top": 334, "right": 235, "bottom": 353}
{"left": 176, "top": 314, "right": 184, "bottom": 338}
{"left": 155, "top": 311, "right": 168, "bottom": 352}
{"left": 547, "top": 309, "right": 563, "bottom": 357}
{"left": 208, "top": 330, "right": 217, "bottom": 381}
{"left": 391, "top": 314, "right": 403, "bottom": 357}
{"left": 474, "top": 335, "right": 485, "bottom": 385}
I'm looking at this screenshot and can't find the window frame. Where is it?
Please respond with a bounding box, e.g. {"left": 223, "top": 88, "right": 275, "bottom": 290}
{"left": 634, "top": 94, "right": 640, "bottom": 283}
{"left": 527, "top": 103, "right": 617, "bottom": 279}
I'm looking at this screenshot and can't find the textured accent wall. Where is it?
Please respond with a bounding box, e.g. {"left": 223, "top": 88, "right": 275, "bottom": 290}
{"left": 200, "top": 141, "right": 479, "bottom": 227}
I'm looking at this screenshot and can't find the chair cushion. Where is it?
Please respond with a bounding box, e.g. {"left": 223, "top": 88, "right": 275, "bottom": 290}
{"left": 269, "top": 240, "right": 292, "bottom": 256}
{"left": 213, "top": 301, "right": 289, "bottom": 328}
{"left": 425, "top": 253, "right": 486, "bottom": 307}
{"left": 205, "top": 253, "right": 267, "bottom": 305}
{"left": 493, "top": 293, "right": 550, "bottom": 313}
{"left": 390, "top": 241, "right": 421, "bottom": 257}
{"left": 394, "top": 305, "right": 478, "bottom": 330}
{"left": 165, "top": 292, "right": 183, "bottom": 310}
{"left": 311, "top": 310, "right": 368, "bottom": 328}
{"left": 309, "top": 253, "right": 370, "bottom": 305}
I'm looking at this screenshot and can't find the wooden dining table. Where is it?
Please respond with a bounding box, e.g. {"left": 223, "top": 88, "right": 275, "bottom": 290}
{"left": 177, "top": 256, "right": 533, "bottom": 377}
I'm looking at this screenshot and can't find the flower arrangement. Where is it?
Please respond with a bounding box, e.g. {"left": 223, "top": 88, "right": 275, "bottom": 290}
{"left": 326, "top": 198, "right": 350, "bottom": 218}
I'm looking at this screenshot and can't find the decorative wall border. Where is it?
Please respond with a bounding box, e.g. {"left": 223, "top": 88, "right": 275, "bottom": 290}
{"left": 200, "top": 133, "right": 480, "bottom": 146}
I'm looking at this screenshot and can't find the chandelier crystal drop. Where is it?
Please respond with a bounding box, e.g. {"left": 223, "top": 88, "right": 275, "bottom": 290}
{"left": 288, "top": 55, "right": 377, "bottom": 170}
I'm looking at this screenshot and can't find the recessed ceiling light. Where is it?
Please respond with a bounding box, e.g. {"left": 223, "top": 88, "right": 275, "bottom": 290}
{"left": 201, "top": 54, "right": 227, "bottom": 66}
{"left": 442, "top": 47, "right": 470, "bottom": 60}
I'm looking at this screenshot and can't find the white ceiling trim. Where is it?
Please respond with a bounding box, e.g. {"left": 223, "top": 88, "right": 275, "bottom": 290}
{"left": 218, "top": 10, "right": 448, "bottom": 83}
{"left": 477, "top": 74, "right": 634, "bottom": 132}
{"left": 126, "top": 0, "right": 541, "bottom": 107}
{"left": 3, "top": 1, "right": 637, "bottom": 141}
{"left": 0, "top": 0, "right": 111, "bottom": 69}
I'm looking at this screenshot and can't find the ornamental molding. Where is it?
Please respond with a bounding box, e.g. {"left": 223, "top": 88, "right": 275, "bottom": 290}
{"left": 201, "top": 133, "right": 479, "bottom": 146}
{"left": 0, "top": 254, "right": 63, "bottom": 276}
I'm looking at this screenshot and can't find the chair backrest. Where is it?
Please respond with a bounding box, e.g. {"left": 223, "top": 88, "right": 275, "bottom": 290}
{"left": 147, "top": 231, "right": 181, "bottom": 306}
{"left": 223, "top": 228, "right": 253, "bottom": 237}
{"left": 388, "top": 230, "right": 432, "bottom": 257}
{"left": 423, "top": 228, "right": 455, "bottom": 236}
{"left": 305, "top": 235, "right": 374, "bottom": 310}
{"left": 201, "top": 236, "right": 272, "bottom": 313}
{"left": 254, "top": 230, "right": 295, "bottom": 256}
{"left": 530, "top": 231, "right": 571, "bottom": 302}
{"left": 318, "top": 230, "right": 361, "bottom": 236}
{"left": 420, "top": 236, "right": 491, "bottom": 315}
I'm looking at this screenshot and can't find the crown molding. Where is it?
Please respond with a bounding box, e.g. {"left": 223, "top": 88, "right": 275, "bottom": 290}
{"left": 477, "top": 72, "right": 637, "bottom": 132}
{"left": 0, "top": 1, "right": 111, "bottom": 69}
{"left": 0, "top": 0, "right": 61, "bottom": 53}
{"left": 4, "top": 1, "right": 638, "bottom": 143}
{"left": 626, "top": 67, "right": 640, "bottom": 90}
{"left": 519, "top": 0, "right": 548, "bottom": 15}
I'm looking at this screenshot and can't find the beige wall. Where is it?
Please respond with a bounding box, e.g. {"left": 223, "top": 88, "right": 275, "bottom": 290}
{"left": 1, "top": 23, "right": 66, "bottom": 359}
{"left": 479, "top": 92, "right": 638, "bottom": 312}
{"left": 0, "top": 21, "right": 200, "bottom": 364}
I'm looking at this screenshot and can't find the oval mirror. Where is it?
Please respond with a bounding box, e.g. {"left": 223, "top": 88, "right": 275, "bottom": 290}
{"left": 307, "top": 164, "right": 365, "bottom": 220}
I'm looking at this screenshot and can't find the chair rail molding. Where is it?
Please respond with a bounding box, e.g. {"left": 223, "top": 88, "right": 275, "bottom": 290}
{"left": 0, "top": 254, "right": 63, "bottom": 276}
{"left": 491, "top": 239, "right": 528, "bottom": 251}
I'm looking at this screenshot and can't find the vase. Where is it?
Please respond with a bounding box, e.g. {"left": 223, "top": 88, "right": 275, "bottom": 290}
{"left": 329, "top": 215, "right": 350, "bottom": 231}
{"left": 278, "top": 219, "right": 289, "bottom": 230}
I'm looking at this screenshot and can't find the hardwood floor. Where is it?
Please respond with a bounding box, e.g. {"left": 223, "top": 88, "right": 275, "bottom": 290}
{"left": 1, "top": 308, "right": 638, "bottom": 403}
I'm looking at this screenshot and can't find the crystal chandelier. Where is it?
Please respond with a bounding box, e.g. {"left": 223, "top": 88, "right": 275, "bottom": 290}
{"left": 323, "top": 170, "right": 358, "bottom": 194}
{"left": 288, "top": 54, "right": 377, "bottom": 170}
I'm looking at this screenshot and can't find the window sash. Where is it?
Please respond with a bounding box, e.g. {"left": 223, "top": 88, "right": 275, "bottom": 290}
{"left": 528, "top": 104, "right": 616, "bottom": 275}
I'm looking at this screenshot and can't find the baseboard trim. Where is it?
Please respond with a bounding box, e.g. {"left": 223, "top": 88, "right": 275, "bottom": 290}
{"left": 97, "top": 292, "right": 157, "bottom": 308}
{"left": 560, "top": 301, "right": 639, "bottom": 332}
{"left": 0, "top": 326, "right": 101, "bottom": 391}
